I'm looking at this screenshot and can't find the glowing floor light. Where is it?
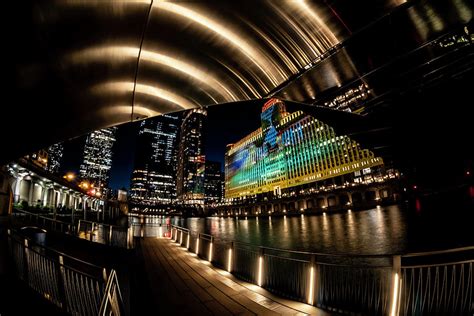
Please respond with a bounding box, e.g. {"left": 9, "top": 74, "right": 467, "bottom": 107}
{"left": 228, "top": 248, "right": 233, "bottom": 272}
{"left": 390, "top": 273, "right": 401, "bottom": 316}
{"left": 196, "top": 237, "right": 200, "bottom": 255}
{"left": 186, "top": 234, "right": 190, "bottom": 249}
{"left": 308, "top": 266, "right": 315, "bottom": 305}
{"left": 209, "top": 241, "right": 213, "bottom": 262}
{"left": 257, "top": 256, "right": 263, "bottom": 286}
{"left": 180, "top": 230, "right": 183, "bottom": 245}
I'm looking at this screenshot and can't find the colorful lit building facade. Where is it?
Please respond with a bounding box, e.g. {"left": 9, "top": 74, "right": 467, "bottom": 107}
{"left": 225, "top": 99, "right": 383, "bottom": 199}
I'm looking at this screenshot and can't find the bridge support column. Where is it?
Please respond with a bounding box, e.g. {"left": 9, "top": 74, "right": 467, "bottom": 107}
{"left": 40, "top": 186, "right": 47, "bottom": 207}
{"left": 28, "top": 180, "right": 34, "bottom": 206}
{"left": 13, "top": 177, "right": 22, "bottom": 203}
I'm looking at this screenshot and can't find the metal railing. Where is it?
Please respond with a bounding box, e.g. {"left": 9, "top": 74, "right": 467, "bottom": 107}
{"left": 399, "top": 249, "right": 474, "bottom": 315}
{"left": 170, "top": 225, "right": 474, "bottom": 315}
{"left": 12, "top": 209, "right": 73, "bottom": 234}
{"left": 77, "top": 220, "right": 132, "bottom": 249}
{"left": 7, "top": 228, "right": 125, "bottom": 316}
{"left": 13, "top": 209, "right": 132, "bottom": 249}
{"left": 99, "top": 270, "right": 124, "bottom": 316}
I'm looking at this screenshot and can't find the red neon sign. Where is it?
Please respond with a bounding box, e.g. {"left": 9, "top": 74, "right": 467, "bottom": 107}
{"left": 262, "top": 98, "right": 280, "bottom": 112}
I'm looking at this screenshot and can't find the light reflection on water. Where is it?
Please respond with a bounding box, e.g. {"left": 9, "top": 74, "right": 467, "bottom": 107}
{"left": 132, "top": 194, "right": 474, "bottom": 255}
{"left": 171, "top": 205, "right": 407, "bottom": 255}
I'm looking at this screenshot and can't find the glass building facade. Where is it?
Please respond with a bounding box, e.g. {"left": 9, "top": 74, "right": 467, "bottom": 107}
{"left": 225, "top": 99, "right": 383, "bottom": 199}
{"left": 130, "top": 114, "right": 180, "bottom": 204}
{"left": 204, "top": 160, "right": 224, "bottom": 204}
{"left": 46, "top": 142, "right": 64, "bottom": 174}
{"left": 79, "top": 127, "right": 117, "bottom": 190}
{"left": 176, "top": 109, "right": 207, "bottom": 205}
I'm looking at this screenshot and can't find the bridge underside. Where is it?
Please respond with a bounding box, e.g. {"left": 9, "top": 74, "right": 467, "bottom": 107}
{"left": 3, "top": 0, "right": 473, "bottom": 163}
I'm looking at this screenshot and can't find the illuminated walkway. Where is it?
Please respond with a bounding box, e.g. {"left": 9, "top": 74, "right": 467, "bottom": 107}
{"left": 138, "top": 237, "right": 330, "bottom": 315}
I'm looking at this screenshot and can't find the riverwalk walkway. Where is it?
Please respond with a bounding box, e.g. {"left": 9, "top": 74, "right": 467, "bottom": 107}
{"left": 137, "top": 237, "right": 331, "bottom": 315}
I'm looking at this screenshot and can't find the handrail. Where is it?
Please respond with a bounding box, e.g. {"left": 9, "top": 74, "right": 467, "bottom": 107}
{"left": 172, "top": 224, "right": 393, "bottom": 259}
{"left": 171, "top": 223, "right": 474, "bottom": 260}
{"left": 9, "top": 227, "right": 105, "bottom": 270}
{"left": 402, "top": 245, "right": 474, "bottom": 258}
{"left": 98, "top": 269, "right": 125, "bottom": 316}
{"left": 80, "top": 219, "right": 127, "bottom": 231}
{"left": 8, "top": 228, "right": 114, "bottom": 315}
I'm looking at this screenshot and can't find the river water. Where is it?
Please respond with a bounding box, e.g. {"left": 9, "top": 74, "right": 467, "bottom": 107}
{"left": 132, "top": 186, "right": 474, "bottom": 255}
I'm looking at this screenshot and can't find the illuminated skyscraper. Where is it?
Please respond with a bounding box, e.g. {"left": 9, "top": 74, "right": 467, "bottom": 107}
{"left": 79, "top": 127, "right": 117, "bottom": 190}
{"left": 130, "top": 114, "right": 180, "bottom": 204}
{"left": 46, "top": 142, "right": 64, "bottom": 174}
{"left": 225, "top": 98, "right": 384, "bottom": 199}
{"left": 204, "top": 160, "right": 224, "bottom": 204}
{"left": 176, "top": 109, "right": 207, "bottom": 205}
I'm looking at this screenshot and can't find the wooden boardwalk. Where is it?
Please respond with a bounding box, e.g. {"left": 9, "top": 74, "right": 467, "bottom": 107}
{"left": 137, "top": 237, "right": 332, "bottom": 315}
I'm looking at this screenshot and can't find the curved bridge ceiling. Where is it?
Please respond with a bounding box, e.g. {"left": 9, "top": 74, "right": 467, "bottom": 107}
{"left": 4, "top": 0, "right": 473, "bottom": 163}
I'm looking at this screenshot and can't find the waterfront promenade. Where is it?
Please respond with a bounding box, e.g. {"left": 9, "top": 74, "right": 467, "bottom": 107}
{"left": 136, "top": 237, "right": 330, "bottom": 315}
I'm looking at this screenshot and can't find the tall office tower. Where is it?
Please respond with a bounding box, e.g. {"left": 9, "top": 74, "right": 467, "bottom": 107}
{"left": 225, "top": 98, "right": 384, "bottom": 199}
{"left": 45, "top": 142, "right": 64, "bottom": 174}
{"left": 130, "top": 114, "right": 180, "bottom": 204}
{"left": 204, "top": 160, "right": 224, "bottom": 204}
{"left": 176, "top": 109, "right": 207, "bottom": 205}
{"left": 79, "top": 127, "right": 117, "bottom": 192}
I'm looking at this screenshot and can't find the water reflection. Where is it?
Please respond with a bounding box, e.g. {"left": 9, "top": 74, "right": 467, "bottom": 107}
{"left": 132, "top": 199, "right": 474, "bottom": 255}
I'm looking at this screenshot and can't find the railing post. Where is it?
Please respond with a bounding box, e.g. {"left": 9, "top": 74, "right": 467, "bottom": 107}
{"left": 209, "top": 236, "right": 213, "bottom": 263}
{"left": 77, "top": 219, "right": 81, "bottom": 235}
{"left": 308, "top": 254, "right": 316, "bottom": 306}
{"left": 109, "top": 226, "right": 113, "bottom": 245}
{"left": 180, "top": 230, "right": 183, "bottom": 245}
{"left": 196, "top": 233, "right": 200, "bottom": 256}
{"left": 23, "top": 239, "right": 29, "bottom": 284}
{"left": 57, "top": 255, "right": 68, "bottom": 311}
{"left": 90, "top": 222, "right": 94, "bottom": 241}
{"left": 228, "top": 241, "right": 234, "bottom": 273}
{"left": 258, "top": 247, "right": 264, "bottom": 287}
{"left": 102, "top": 268, "right": 108, "bottom": 283}
{"left": 127, "top": 227, "right": 131, "bottom": 249}
{"left": 186, "top": 231, "right": 190, "bottom": 249}
{"left": 389, "top": 255, "right": 402, "bottom": 316}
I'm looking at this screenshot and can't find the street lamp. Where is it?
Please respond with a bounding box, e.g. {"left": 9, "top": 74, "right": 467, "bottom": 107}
{"left": 64, "top": 172, "right": 76, "bottom": 181}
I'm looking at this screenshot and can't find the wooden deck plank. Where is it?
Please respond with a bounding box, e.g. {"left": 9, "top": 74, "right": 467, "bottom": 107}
{"left": 138, "top": 237, "right": 332, "bottom": 315}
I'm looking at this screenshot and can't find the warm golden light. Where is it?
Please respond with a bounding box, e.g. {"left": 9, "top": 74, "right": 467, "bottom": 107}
{"left": 152, "top": 1, "right": 284, "bottom": 89}
{"left": 390, "top": 273, "right": 401, "bottom": 316}
{"left": 308, "top": 266, "right": 315, "bottom": 305}
{"left": 196, "top": 237, "right": 200, "bottom": 255}
{"left": 186, "top": 234, "right": 190, "bottom": 249}
{"left": 64, "top": 172, "right": 76, "bottom": 181}
{"left": 227, "top": 248, "right": 232, "bottom": 272}
{"left": 69, "top": 46, "right": 238, "bottom": 102}
{"left": 91, "top": 81, "right": 197, "bottom": 110}
{"left": 258, "top": 256, "right": 263, "bottom": 286}
{"left": 209, "top": 242, "right": 213, "bottom": 262}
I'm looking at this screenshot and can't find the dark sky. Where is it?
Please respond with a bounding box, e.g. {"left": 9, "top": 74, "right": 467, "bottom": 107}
{"left": 204, "top": 101, "right": 262, "bottom": 167}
